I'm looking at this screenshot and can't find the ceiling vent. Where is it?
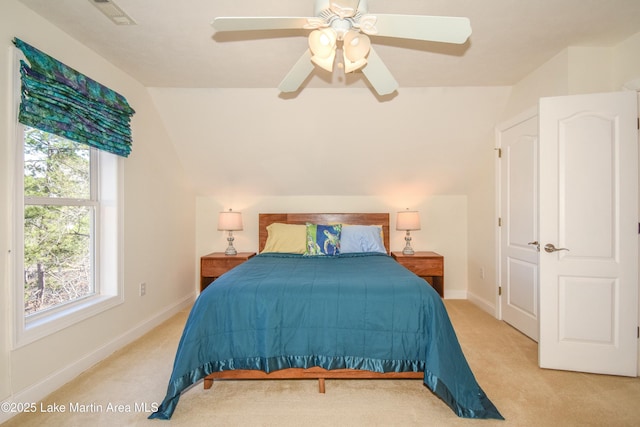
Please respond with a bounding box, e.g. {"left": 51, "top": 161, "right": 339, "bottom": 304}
{"left": 89, "top": 0, "right": 136, "bottom": 25}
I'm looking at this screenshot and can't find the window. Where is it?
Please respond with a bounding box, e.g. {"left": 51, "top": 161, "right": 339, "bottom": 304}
{"left": 15, "top": 124, "right": 123, "bottom": 346}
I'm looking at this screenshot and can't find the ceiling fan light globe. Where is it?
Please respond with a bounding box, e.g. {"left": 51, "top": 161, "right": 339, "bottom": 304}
{"left": 343, "top": 31, "right": 370, "bottom": 62}
{"left": 308, "top": 29, "right": 337, "bottom": 57}
{"left": 319, "top": 33, "right": 332, "bottom": 46}
{"left": 311, "top": 53, "right": 336, "bottom": 72}
{"left": 344, "top": 56, "right": 367, "bottom": 73}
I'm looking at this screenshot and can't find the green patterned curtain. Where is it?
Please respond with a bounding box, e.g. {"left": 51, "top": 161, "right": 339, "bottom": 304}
{"left": 13, "top": 38, "right": 135, "bottom": 157}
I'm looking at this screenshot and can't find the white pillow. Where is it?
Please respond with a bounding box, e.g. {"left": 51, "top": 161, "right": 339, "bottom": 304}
{"left": 339, "top": 225, "right": 386, "bottom": 254}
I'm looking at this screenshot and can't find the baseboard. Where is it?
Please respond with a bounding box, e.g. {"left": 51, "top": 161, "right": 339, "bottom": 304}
{"left": 443, "top": 289, "right": 467, "bottom": 300}
{"left": 0, "top": 293, "right": 195, "bottom": 424}
{"left": 466, "top": 291, "right": 498, "bottom": 318}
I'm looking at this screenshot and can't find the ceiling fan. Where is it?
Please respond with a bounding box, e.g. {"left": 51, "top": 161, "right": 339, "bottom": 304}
{"left": 212, "top": 0, "right": 472, "bottom": 96}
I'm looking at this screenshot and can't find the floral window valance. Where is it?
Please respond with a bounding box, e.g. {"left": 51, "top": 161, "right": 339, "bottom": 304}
{"left": 13, "top": 38, "right": 135, "bottom": 157}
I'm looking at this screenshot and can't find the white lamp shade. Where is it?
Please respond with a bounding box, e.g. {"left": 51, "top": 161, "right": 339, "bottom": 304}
{"left": 218, "top": 210, "right": 243, "bottom": 231}
{"left": 396, "top": 210, "right": 421, "bottom": 231}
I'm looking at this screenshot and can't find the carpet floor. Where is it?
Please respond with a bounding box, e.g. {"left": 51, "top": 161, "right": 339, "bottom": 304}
{"left": 3, "top": 300, "right": 640, "bottom": 426}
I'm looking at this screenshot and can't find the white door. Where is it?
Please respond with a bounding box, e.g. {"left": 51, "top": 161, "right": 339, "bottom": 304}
{"left": 497, "top": 111, "right": 540, "bottom": 341}
{"left": 538, "top": 91, "right": 638, "bottom": 376}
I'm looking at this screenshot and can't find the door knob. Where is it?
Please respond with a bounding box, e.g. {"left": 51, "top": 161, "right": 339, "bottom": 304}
{"left": 528, "top": 241, "right": 540, "bottom": 251}
{"left": 544, "top": 243, "right": 569, "bottom": 253}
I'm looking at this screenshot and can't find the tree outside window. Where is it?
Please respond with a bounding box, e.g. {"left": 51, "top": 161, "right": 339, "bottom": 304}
{"left": 23, "top": 127, "right": 97, "bottom": 315}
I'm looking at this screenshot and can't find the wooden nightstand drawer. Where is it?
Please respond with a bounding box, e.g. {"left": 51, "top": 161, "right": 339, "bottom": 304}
{"left": 201, "top": 258, "right": 244, "bottom": 277}
{"left": 398, "top": 258, "right": 443, "bottom": 276}
{"left": 200, "top": 252, "right": 256, "bottom": 292}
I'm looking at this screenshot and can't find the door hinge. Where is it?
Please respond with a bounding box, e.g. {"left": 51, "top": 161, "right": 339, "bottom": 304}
{"left": 495, "top": 148, "right": 502, "bottom": 158}
{"left": 498, "top": 217, "right": 502, "bottom": 227}
{"left": 498, "top": 286, "right": 502, "bottom": 296}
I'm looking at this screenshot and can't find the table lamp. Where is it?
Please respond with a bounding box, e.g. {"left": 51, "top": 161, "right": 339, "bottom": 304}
{"left": 396, "top": 209, "right": 421, "bottom": 255}
{"left": 218, "top": 209, "right": 243, "bottom": 255}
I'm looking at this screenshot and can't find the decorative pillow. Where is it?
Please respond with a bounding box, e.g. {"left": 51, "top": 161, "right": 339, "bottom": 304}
{"left": 261, "top": 223, "right": 306, "bottom": 254}
{"left": 305, "top": 223, "right": 342, "bottom": 256}
{"left": 339, "top": 225, "right": 387, "bottom": 254}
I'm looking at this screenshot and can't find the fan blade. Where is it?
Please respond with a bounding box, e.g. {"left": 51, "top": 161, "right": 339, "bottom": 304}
{"left": 361, "top": 47, "right": 398, "bottom": 96}
{"left": 366, "top": 14, "right": 472, "bottom": 44}
{"left": 212, "top": 17, "right": 310, "bottom": 32}
{"left": 278, "top": 50, "right": 315, "bottom": 93}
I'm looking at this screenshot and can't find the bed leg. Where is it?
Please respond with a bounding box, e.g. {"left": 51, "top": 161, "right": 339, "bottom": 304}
{"left": 318, "top": 378, "right": 325, "bottom": 393}
{"left": 204, "top": 377, "right": 214, "bottom": 390}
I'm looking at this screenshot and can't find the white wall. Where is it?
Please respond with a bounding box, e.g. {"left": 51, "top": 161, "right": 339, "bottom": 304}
{"left": 149, "top": 86, "right": 511, "bottom": 299}
{"left": 196, "top": 195, "right": 469, "bottom": 298}
{"left": 501, "top": 40, "right": 639, "bottom": 122}
{"left": 147, "top": 87, "right": 512, "bottom": 199}
{"left": 613, "top": 32, "right": 640, "bottom": 89}
{"left": 0, "top": 1, "right": 196, "bottom": 418}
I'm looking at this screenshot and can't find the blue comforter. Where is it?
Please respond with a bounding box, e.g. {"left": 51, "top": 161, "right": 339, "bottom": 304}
{"left": 149, "top": 253, "right": 502, "bottom": 420}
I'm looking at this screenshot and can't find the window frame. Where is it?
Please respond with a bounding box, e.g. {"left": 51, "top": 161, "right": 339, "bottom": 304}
{"left": 12, "top": 49, "right": 124, "bottom": 349}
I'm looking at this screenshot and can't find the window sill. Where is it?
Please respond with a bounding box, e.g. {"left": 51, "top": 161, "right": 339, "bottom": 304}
{"left": 14, "top": 294, "right": 124, "bottom": 349}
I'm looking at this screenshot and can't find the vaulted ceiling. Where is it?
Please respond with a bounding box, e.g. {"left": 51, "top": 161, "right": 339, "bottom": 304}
{"left": 18, "top": 0, "right": 640, "bottom": 91}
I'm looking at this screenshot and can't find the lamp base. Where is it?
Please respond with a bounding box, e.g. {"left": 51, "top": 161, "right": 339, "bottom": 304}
{"left": 402, "top": 231, "right": 415, "bottom": 255}
{"left": 225, "top": 234, "right": 237, "bottom": 256}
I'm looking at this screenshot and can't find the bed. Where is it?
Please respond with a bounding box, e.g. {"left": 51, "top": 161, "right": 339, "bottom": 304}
{"left": 149, "top": 213, "right": 502, "bottom": 420}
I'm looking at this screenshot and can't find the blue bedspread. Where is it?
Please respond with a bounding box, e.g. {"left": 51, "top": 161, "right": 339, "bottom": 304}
{"left": 149, "top": 253, "right": 502, "bottom": 420}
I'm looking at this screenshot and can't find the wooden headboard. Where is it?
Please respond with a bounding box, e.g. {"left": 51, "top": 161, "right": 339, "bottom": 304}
{"left": 258, "top": 213, "right": 390, "bottom": 253}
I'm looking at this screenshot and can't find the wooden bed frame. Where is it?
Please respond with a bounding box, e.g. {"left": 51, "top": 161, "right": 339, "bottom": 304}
{"left": 203, "top": 213, "right": 423, "bottom": 393}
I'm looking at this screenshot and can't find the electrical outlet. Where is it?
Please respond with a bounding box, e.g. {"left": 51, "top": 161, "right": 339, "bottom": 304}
{"left": 479, "top": 268, "right": 485, "bottom": 279}
{"left": 139, "top": 282, "right": 146, "bottom": 296}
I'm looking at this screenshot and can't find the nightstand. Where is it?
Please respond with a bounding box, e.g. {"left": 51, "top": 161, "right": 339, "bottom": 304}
{"left": 391, "top": 251, "right": 444, "bottom": 297}
{"left": 200, "top": 252, "right": 256, "bottom": 292}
